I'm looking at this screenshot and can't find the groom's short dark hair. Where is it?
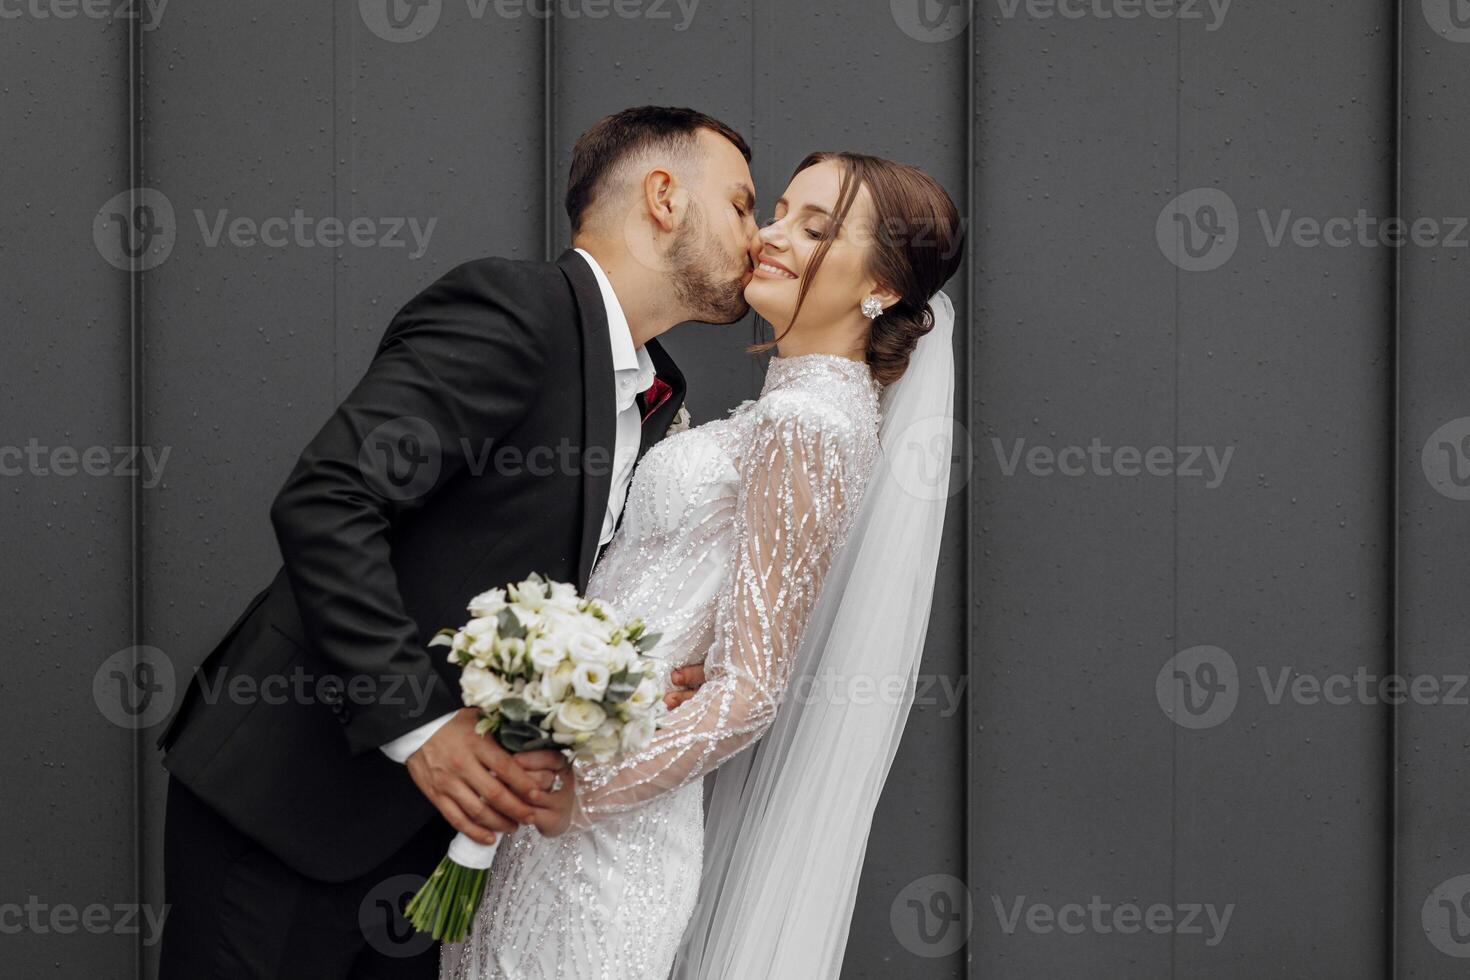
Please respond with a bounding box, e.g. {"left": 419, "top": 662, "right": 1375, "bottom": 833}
{"left": 566, "top": 106, "right": 751, "bottom": 233}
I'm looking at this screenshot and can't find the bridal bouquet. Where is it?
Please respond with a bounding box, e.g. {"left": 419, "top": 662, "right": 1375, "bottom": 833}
{"left": 405, "top": 573, "right": 666, "bottom": 942}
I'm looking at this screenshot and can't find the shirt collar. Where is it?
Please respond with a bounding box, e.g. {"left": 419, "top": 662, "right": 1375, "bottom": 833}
{"left": 574, "top": 248, "right": 656, "bottom": 410}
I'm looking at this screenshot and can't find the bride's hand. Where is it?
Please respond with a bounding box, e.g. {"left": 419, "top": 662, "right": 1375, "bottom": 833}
{"left": 664, "top": 664, "right": 707, "bottom": 710}
{"left": 518, "top": 756, "right": 578, "bottom": 837}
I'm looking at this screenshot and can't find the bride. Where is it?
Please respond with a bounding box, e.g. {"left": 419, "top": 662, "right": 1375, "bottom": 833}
{"left": 441, "top": 151, "right": 964, "bottom": 980}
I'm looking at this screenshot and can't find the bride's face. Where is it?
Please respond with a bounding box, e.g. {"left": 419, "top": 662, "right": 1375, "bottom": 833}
{"left": 744, "top": 160, "right": 879, "bottom": 335}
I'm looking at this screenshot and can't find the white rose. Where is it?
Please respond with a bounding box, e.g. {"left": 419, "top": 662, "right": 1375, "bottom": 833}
{"left": 460, "top": 664, "right": 511, "bottom": 711}
{"left": 571, "top": 661, "right": 610, "bottom": 700}
{"left": 528, "top": 637, "right": 564, "bottom": 673}
{"left": 619, "top": 713, "right": 656, "bottom": 752}
{"left": 552, "top": 698, "right": 606, "bottom": 734}
{"left": 567, "top": 632, "right": 612, "bottom": 667}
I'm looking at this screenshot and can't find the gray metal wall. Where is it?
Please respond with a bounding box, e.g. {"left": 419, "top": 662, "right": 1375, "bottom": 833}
{"left": 3, "top": 2, "right": 1466, "bottom": 978}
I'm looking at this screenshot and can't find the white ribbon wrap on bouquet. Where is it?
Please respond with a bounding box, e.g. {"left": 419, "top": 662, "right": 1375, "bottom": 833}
{"left": 447, "top": 831, "right": 501, "bottom": 870}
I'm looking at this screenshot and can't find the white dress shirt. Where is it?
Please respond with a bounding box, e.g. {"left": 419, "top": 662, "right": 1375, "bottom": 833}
{"left": 380, "top": 248, "right": 655, "bottom": 762}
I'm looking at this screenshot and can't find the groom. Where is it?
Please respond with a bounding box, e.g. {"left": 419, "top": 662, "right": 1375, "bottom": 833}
{"left": 156, "top": 106, "right": 758, "bottom": 980}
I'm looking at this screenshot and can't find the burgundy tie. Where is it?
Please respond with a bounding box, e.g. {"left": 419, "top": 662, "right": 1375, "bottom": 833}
{"left": 639, "top": 376, "right": 672, "bottom": 423}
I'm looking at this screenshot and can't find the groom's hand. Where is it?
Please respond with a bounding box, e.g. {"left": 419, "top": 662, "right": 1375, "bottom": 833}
{"left": 664, "top": 664, "right": 707, "bottom": 710}
{"left": 406, "top": 708, "right": 568, "bottom": 844}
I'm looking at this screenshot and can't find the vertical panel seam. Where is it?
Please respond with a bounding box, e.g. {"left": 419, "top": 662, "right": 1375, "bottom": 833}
{"left": 1389, "top": 1, "right": 1403, "bottom": 976}
{"left": 965, "top": 2, "right": 977, "bottom": 977}
{"left": 127, "top": 6, "right": 144, "bottom": 980}
{"left": 544, "top": 12, "right": 556, "bottom": 261}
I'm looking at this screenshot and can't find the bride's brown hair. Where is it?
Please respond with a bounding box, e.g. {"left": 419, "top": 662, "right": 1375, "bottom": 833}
{"left": 754, "top": 152, "right": 964, "bottom": 385}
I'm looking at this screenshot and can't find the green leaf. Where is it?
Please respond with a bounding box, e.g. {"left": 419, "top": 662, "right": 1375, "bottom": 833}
{"left": 498, "top": 718, "right": 552, "bottom": 752}
{"left": 604, "top": 668, "right": 639, "bottom": 704}
{"left": 634, "top": 631, "right": 662, "bottom": 653}
{"left": 497, "top": 697, "right": 531, "bottom": 723}
{"left": 497, "top": 607, "right": 527, "bottom": 640}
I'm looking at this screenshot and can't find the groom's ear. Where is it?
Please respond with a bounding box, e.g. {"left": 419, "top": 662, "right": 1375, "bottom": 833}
{"left": 642, "top": 167, "right": 686, "bottom": 234}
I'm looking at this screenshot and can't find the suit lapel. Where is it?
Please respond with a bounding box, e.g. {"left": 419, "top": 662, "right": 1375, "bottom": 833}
{"left": 636, "top": 337, "right": 687, "bottom": 463}
{"left": 556, "top": 249, "right": 616, "bottom": 594}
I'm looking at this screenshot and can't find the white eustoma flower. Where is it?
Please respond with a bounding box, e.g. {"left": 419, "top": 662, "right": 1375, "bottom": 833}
{"left": 619, "top": 713, "right": 656, "bottom": 753}
{"left": 627, "top": 675, "right": 660, "bottom": 712}
{"left": 467, "top": 588, "right": 507, "bottom": 617}
{"left": 509, "top": 578, "right": 548, "bottom": 612}
{"left": 528, "top": 637, "right": 564, "bottom": 672}
{"left": 566, "top": 632, "right": 612, "bottom": 667}
{"left": 584, "top": 722, "right": 621, "bottom": 762}
{"left": 571, "top": 661, "right": 610, "bottom": 700}
{"left": 548, "top": 580, "right": 580, "bottom": 609}
{"left": 608, "top": 640, "right": 640, "bottom": 673}
{"left": 521, "top": 679, "right": 554, "bottom": 715}
{"left": 463, "top": 616, "right": 498, "bottom": 639}
{"left": 468, "top": 635, "right": 496, "bottom": 663}
{"left": 542, "top": 660, "right": 576, "bottom": 702}
{"left": 552, "top": 698, "right": 606, "bottom": 734}
{"left": 496, "top": 636, "right": 528, "bottom": 674}
{"left": 460, "top": 663, "right": 511, "bottom": 711}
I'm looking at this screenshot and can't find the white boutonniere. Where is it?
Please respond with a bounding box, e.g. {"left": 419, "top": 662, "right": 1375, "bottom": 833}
{"left": 666, "top": 404, "right": 692, "bottom": 436}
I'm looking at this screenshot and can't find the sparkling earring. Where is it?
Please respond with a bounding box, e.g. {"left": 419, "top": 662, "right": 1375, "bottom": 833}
{"left": 861, "top": 296, "right": 883, "bottom": 319}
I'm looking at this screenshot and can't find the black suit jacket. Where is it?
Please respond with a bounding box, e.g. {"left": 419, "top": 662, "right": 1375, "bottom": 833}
{"left": 158, "top": 250, "right": 687, "bottom": 882}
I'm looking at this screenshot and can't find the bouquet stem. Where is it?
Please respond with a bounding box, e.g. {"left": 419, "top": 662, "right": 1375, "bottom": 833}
{"left": 404, "top": 833, "right": 499, "bottom": 942}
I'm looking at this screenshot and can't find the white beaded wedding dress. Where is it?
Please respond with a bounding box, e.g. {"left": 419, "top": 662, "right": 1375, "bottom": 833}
{"left": 440, "top": 352, "right": 883, "bottom": 980}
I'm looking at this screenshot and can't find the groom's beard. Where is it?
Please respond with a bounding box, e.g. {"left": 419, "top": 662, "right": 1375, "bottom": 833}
{"left": 667, "top": 206, "right": 750, "bottom": 324}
